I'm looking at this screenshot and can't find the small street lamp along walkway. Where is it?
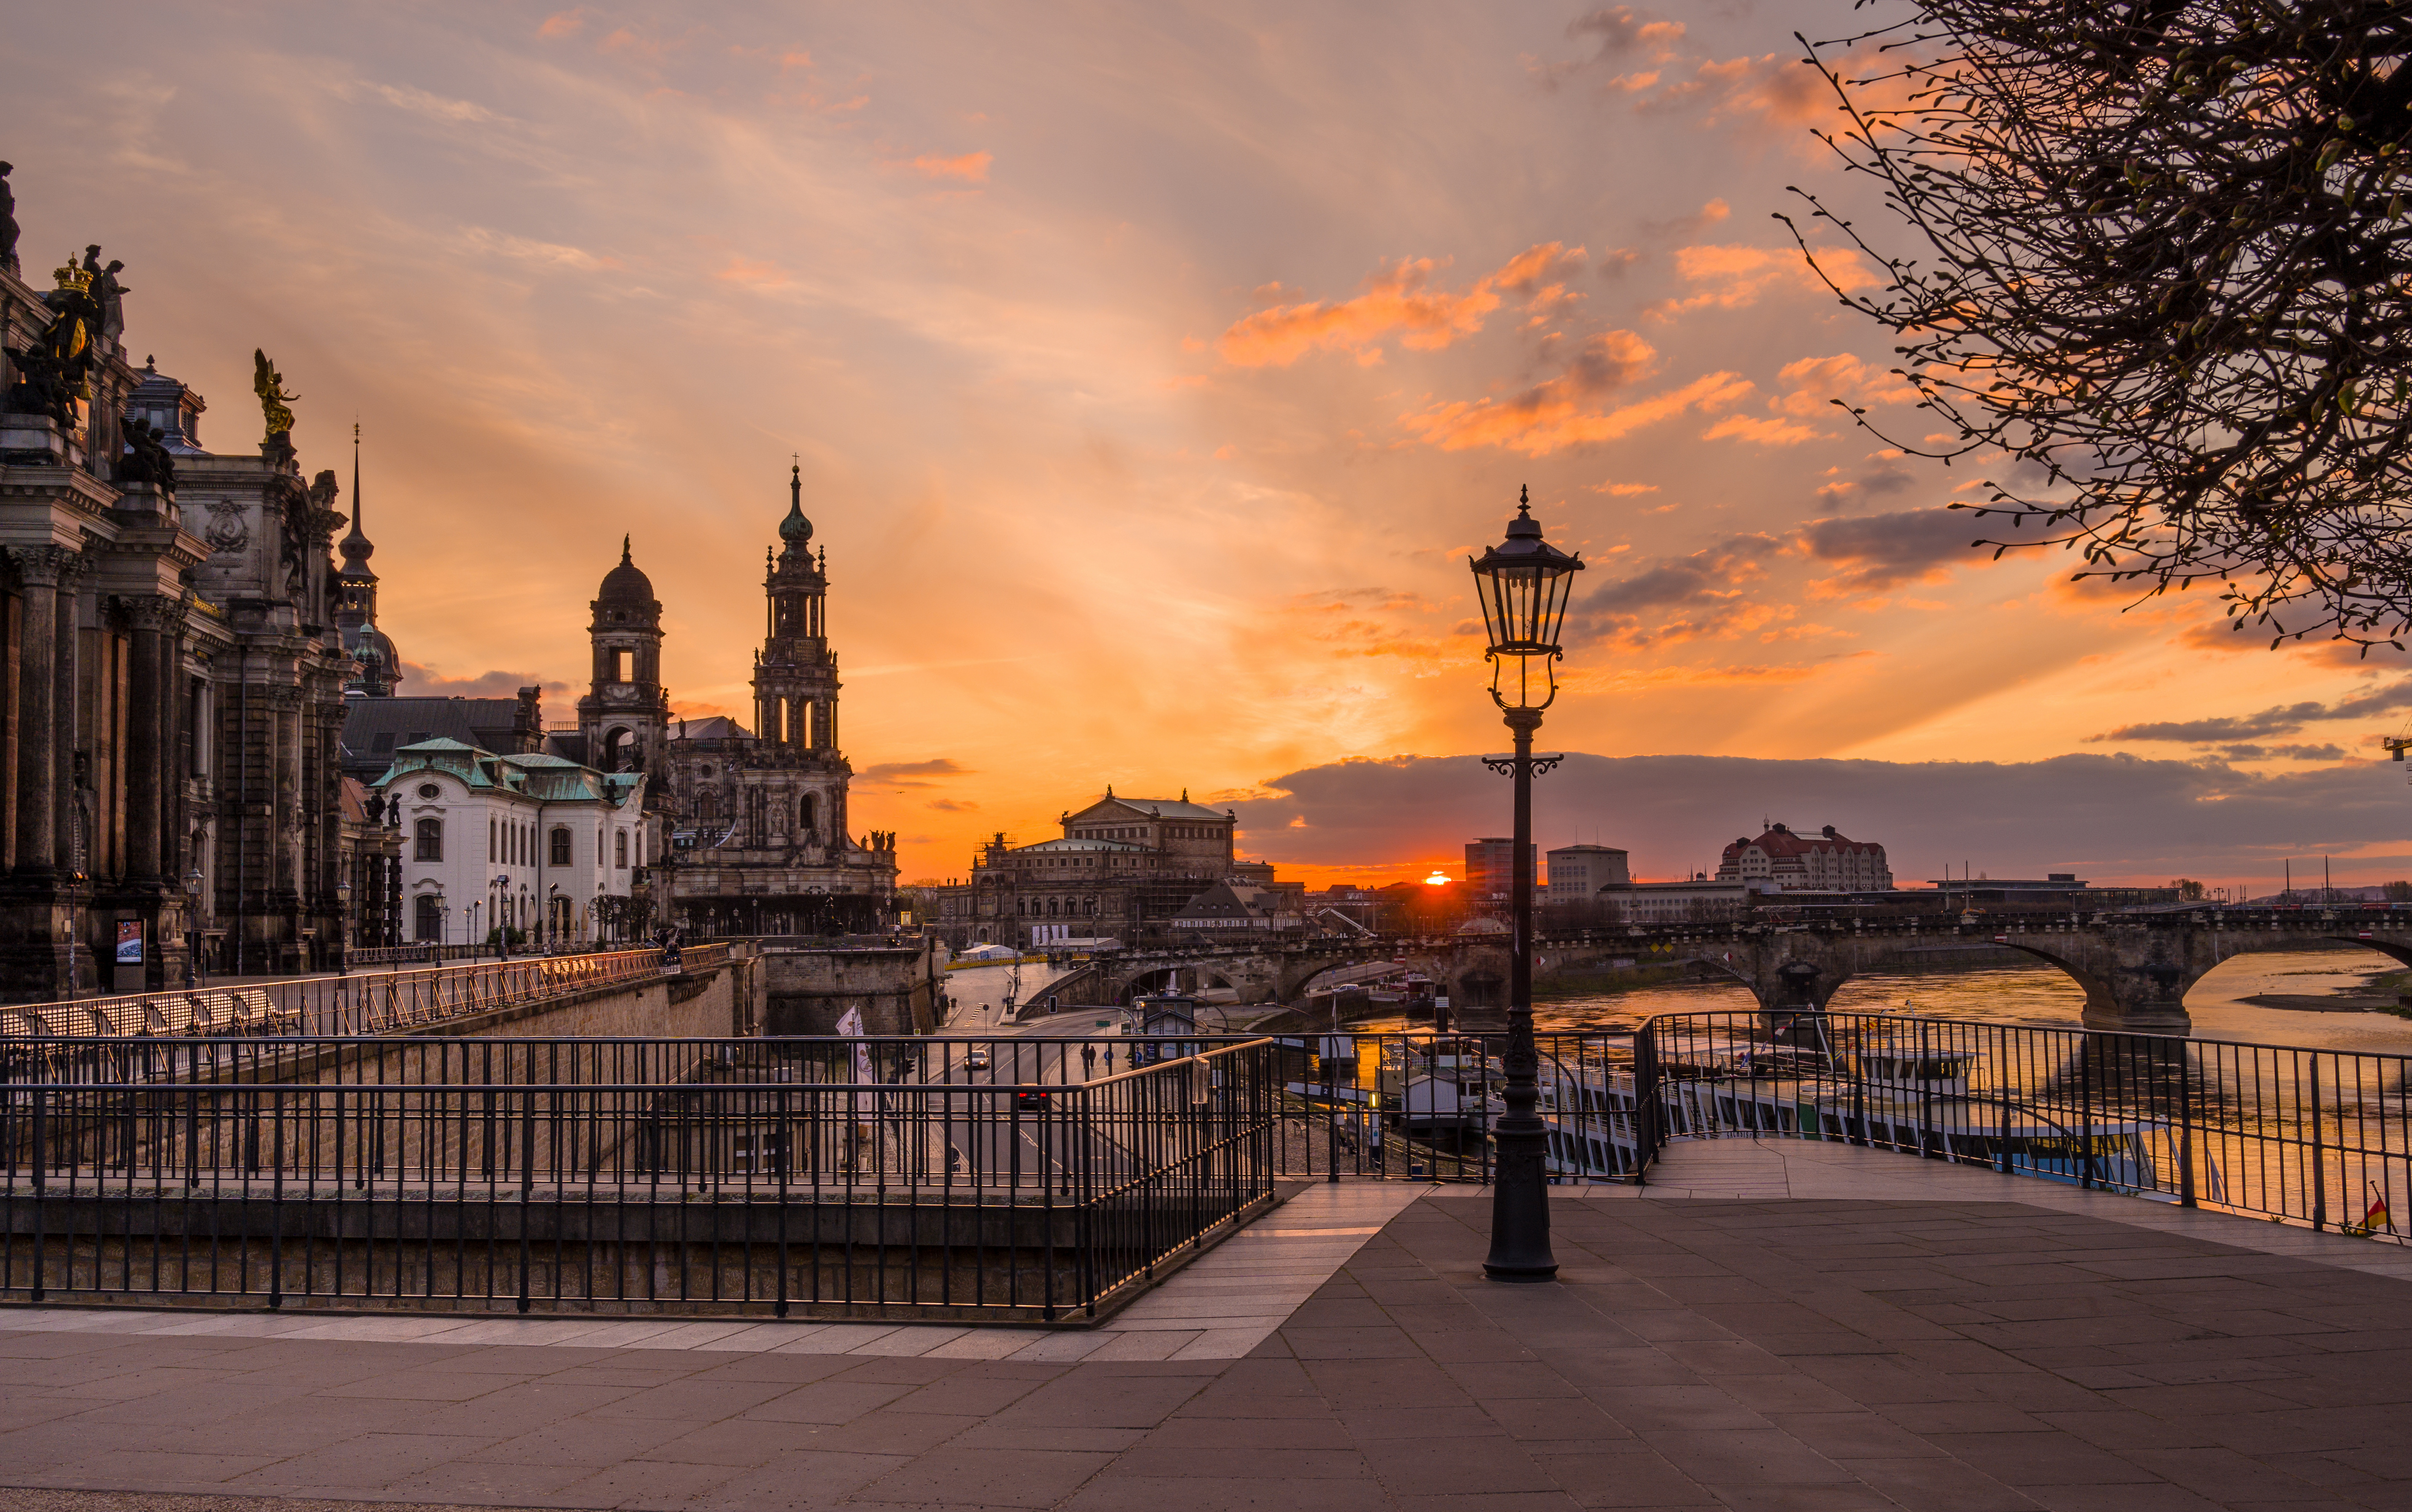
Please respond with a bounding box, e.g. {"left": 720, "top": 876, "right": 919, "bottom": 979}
{"left": 1468, "top": 485, "right": 1584, "bottom": 1282}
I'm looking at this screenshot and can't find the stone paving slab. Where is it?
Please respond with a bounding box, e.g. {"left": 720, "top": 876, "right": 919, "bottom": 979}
{"left": 1632, "top": 1137, "right": 2412, "bottom": 1283}
{"left": 2, "top": 1146, "right": 2412, "bottom": 1508}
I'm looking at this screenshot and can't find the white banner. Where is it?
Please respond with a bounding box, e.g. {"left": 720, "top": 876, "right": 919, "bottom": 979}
{"left": 836, "top": 1007, "right": 872, "bottom": 1123}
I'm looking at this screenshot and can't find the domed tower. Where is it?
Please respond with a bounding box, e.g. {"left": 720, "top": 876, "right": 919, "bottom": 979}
{"left": 578, "top": 536, "right": 671, "bottom": 772}
{"left": 335, "top": 424, "right": 400, "bottom": 697}
{"left": 753, "top": 464, "right": 840, "bottom": 755}
{"left": 745, "top": 463, "right": 851, "bottom": 850}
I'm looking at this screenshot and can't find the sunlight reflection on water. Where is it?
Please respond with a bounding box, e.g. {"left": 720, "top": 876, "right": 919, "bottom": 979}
{"left": 945, "top": 949, "right": 2412, "bottom": 1057}
{"left": 1368, "top": 948, "right": 2412, "bottom": 1055}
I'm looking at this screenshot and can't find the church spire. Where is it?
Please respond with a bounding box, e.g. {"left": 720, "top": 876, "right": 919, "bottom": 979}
{"left": 335, "top": 421, "right": 399, "bottom": 697}
{"left": 339, "top": 420, "right": 374, "bottom": 577}
{"left": 621, "top": 533, "right": 632, "bottom": 566}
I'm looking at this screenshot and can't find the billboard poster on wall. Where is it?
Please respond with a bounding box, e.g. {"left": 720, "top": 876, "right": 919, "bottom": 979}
{"left": 115, "top": 920, "right": 144, "bottom": 964}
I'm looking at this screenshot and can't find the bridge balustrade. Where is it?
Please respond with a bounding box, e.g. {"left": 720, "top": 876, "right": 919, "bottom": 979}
{"left": 0, "top": 944, "right": 728, "bottom": 1044}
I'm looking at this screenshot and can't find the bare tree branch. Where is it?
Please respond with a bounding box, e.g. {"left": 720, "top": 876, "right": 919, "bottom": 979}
{"left": 1785, "top": 0, "right": 2412, "bottom": 650}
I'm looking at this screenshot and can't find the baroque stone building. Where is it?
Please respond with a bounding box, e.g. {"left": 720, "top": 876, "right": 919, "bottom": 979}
{"left": 929, "top": 790, "right": 1248, "bottom": 948}
{"left": 578, "top": 467, "right": 896, "bottom": 935}
{"left": 0, "top": 178, "right": 360, "bottom": 995}
{"left": 1715, "top": 822, "right": 1894, "bottom": 892}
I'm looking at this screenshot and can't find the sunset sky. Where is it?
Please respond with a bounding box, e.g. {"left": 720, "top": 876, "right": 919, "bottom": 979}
{"left": 5, "top": 1, "right": 2406, "bottom": 893}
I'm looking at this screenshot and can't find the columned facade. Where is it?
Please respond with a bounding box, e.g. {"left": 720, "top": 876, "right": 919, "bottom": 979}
{"left": 0, "top": 191, "right": 353, "bottom": 998}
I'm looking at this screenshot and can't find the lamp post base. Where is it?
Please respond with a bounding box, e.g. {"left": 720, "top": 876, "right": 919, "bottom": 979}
{"left": 1484, "top": 1100, "right": 1558, "bottom": 1281}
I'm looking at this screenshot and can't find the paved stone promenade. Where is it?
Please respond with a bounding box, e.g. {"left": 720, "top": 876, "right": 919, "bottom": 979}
{"left": 1, "top": 1141, "right": 2410, "bottom": 1511}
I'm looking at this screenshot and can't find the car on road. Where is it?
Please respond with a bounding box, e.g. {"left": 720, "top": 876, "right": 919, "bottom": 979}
{"left": 965, "top": 1048, "right": 990, "bottom": 1072}
{"left": 1015, "top": 1088, "right": 1051, "bottom": 1111}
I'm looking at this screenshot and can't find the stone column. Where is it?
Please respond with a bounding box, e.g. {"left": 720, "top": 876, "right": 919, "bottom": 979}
{"left": 8, "top": 547, "right": 73, "bottom": 879}
{"left": 271, "top": 687, "right": 302, "bottom": 896}
{"left": 122, "top": 599, "right": 180, "bottom": 885}
{"left": 52, "top": 555, "right": 84, "bottom": 878}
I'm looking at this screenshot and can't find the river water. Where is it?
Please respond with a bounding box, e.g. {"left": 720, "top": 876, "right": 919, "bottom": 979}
{"left": 945, "top": 951, "right": 2412, "bottom": 1056}
{"left": 1358, "top": 948, "right": 2412, "bottom": 1057}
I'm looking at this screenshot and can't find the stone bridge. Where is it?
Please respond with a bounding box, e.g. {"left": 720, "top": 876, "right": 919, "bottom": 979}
{"left": 1021, "top": 907, "right": 2412, "bottom": 1033}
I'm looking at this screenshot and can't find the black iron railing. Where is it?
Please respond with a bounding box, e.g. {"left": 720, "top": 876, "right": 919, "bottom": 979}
{"left": 1630, "top": 1009, "right": 2412, "bottom": 1241}
{"left": 1068, "top": 1016, "right": 2412, "bottom": 1247}
{"left": 0, "top": 1034, "right": 1279, "bottom": 1319}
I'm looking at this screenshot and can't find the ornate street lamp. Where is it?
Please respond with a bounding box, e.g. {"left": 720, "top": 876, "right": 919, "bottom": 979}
{"left": 1467, "top": 485, "right": 1583, "bottom": 1281}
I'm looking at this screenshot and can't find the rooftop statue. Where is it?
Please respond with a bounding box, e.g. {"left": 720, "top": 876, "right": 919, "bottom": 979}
{"left": 118, "top": 415, "right": 178, "bottom": 494}
{"left": 252, "top": 349, "right": 298, "bottom": 437}
{"left": 81, "top": 246, "right": 126, "bottom": 342}
{"left": 3, "top": 258, "right": 100, "bottom": 425}
{"left": 0, "top": 162, "right": 17, "bottom": 274}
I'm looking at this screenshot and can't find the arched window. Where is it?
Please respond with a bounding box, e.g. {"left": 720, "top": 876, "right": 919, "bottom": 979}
{"left": 615, "top": 830, "right": 629, "bottom": 868}
{"left": 413, "top": 894, "right": 444, "bottom": 942}
{"left": 697, "top": 790, "right": 719, "bottom": 823}
{"left": 550, "top": 827, "right": 571, "bottom": 866}
{"left": 800, "top": 792, "right": 819, "bottom": 837}
{"left": 488, "top": 818, "right": 497, "bottom": 862}
{"left": 416, "top": 817, "right": 443, "bottom": 862}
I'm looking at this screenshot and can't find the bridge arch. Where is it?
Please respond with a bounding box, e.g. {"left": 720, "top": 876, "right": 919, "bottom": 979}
{"left": 1736, "top": 920, "right": 2412, "bottom": 1033}
{"left": 2320, "top": 934, "right": 2412, "bottom": 970}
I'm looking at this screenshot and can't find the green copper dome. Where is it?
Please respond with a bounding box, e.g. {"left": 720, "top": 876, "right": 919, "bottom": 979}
{"left": 781, "top": 463, "right": 813, "bottom": 546}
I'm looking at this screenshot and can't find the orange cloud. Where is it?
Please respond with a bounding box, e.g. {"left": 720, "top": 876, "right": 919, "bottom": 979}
{"left": 538, "top": 9, "right": 586, "bottom": 39}
{"left": 716, "top": 254, "right": 790, "bottom": 288}
{"left": 1403, "top": 351, "right": 1753, "bottom": 457}
{"left": 599, "top": 27, "right": 668, "bottom": 61}
{"left": 1649, "top": 243, "right": 1876, "bottom": 320}
{"left": 1702, "top": 414, "right": 1820, "bottom": 446}
{"left": 1770, "top": 353, "right": 1917, "bottom": 417}
{"left": 1217, "top": 244, "right": 1584, "bottom": 367}
{"left": 1711, "top": 53, "right": 1832, "bottom": 130}
{"left": 911, "top": 151, "right": 992, "bottom": 182}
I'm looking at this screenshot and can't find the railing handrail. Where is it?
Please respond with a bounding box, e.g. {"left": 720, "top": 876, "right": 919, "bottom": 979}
{"left": 1629, "top": 1005, "right": 2412, "bottom": 1073}
{"left": 0, "top": 942, "right": 735, "bottom": 1041}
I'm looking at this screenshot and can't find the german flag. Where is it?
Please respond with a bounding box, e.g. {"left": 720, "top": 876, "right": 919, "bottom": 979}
{"left": 2346, "top": 1183, "right": 2394, "bottom": 1237}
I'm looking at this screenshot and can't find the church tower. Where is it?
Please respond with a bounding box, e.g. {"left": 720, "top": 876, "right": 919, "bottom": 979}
{"left": 650, "top": 461, "right": 896, "bottom": 938}
{"left": 752, "top": 465, "right": 841, "bottom": 759}
{"left": 335, "top": 423, "right": 400, "bottom": 697}
{"left": 579, "top": 536, "right": 671, "bottom": 772}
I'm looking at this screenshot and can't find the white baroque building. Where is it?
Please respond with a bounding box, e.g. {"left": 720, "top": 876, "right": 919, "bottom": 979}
{"left": 373, "top": 738, "right": 649, "bottom": 946}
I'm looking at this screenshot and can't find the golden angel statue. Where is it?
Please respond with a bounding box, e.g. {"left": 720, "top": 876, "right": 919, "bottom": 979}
{"left": 252, "top": 349, "right": 298, "bottom": 437}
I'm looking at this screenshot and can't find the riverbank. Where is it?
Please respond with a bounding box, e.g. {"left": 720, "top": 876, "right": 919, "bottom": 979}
{"left": 2241, "top": 966, "right": 2412, "bottom": 1016}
